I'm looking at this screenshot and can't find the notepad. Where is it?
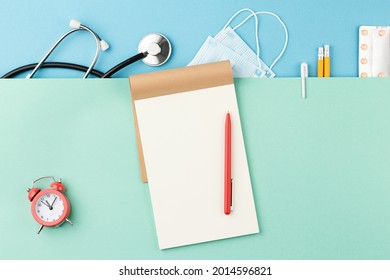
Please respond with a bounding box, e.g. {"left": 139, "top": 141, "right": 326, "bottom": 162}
{"left": 131, "top": 61, "right": 259, "bottom": 249}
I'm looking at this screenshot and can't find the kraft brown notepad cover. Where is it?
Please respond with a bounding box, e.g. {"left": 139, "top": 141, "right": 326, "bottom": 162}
{"left": 129, "top": 61, "right": 233, "bottom": 182}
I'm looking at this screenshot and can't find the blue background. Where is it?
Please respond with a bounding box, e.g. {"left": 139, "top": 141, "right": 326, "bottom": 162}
{"left": 1, "top": 0, "right": 389, "bottom": 78}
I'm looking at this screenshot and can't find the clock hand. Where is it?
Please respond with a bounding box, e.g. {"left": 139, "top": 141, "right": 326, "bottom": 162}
{"left": 50, "top": 197, "right": 57, "bottom": 208}
{"left": 41, "top": 200, "right": 51, "bottom": 208}
{"left": 45, "top": 200, "right": 53, "bottom": 210}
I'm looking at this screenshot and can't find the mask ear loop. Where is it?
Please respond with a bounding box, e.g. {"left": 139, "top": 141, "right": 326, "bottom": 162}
{"left": 222, "top": 8, "right": 262, "bottom": 70}
{"left": 233, "top": 11, "right": 289, "bottom": 72}
{"left": 222, "top": 8, "right": 257, "bottom": 30}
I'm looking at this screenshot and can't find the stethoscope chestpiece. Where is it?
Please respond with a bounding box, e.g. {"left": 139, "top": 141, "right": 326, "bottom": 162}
{"left": 138, "top": 33, "right": 172, "bottom": 66}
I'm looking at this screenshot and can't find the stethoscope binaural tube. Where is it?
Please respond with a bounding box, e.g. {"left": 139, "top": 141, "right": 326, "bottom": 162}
{"left": 26, "top": 19, "right": 109, "bottom": 79}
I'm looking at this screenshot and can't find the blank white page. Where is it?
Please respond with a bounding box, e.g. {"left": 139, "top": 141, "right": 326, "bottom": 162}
{"left": 135, "top": 84, "right": 259, "bottom": 249}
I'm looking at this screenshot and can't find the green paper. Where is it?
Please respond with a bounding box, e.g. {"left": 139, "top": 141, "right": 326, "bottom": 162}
{"left": 0, "top": 78, "right": 389, "bottom": 259}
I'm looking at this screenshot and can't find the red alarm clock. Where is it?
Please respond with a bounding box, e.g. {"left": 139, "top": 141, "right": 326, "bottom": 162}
{"left": 27, "top": 176, "right": 73, "bottom": 234}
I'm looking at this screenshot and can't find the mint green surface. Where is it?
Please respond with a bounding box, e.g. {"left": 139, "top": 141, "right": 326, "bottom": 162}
{"left": 0, "top": 78, "right": 389, "bottom": 260}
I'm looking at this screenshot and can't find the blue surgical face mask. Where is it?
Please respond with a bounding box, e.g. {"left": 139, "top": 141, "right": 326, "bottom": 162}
{"left": 189, "top": 36, "right": 265, "bottom": 78}
{"left": 188, "top": 8, "right": 289, "bottom": 78}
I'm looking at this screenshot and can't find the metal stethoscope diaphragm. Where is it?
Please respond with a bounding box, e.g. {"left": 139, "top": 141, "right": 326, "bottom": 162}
{"left": 138, "top": 33, "right": 171, "bottom": 66}
{"left": 1, "top": 19, "right": 172, "bottom": 79}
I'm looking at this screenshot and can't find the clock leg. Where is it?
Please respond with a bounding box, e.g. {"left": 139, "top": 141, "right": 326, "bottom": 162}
{"left": 65, "top": 218, "right": 73, "bottom": 225}
{"left": 37, "top": 225, "right": 44, "bottom": 234}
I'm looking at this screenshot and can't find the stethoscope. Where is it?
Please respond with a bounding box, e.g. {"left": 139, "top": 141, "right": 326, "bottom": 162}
{"left": 1, "top": 19, "right": 172, "bottom": 79}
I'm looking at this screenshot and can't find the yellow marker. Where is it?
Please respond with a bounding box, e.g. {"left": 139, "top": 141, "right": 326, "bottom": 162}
{"left": 317, "top": 47, "right": 324, "bottom": 77}
{"left": 324, "top": 44, "right": 330, "bottom": 77}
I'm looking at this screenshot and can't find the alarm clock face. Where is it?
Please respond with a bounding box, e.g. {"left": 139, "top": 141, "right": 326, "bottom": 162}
{"left": 31, "top": 190, "right": 70, "bottom": 227}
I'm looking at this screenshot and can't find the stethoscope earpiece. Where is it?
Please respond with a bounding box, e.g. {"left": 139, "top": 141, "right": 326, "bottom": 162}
{"left": 100, "top": 40, "right": 110, "bottom": 51}
{"left": 69, "top": 19, "right": 81, "bottom": 29}
{"left": 69, "top": 19, "right": 109, "bottom": 51}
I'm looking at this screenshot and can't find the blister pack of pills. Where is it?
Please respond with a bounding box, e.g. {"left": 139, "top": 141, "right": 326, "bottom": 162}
{"left": 359, "top": 26, "right": 390, "bottom": 77}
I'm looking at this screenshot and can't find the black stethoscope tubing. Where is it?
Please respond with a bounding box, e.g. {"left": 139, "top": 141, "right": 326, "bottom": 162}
{"left": 1, "top": 52, "right": 147, "bottom": 79}
{"left": 1, "top": 20, "right": 172, "bottom": 79}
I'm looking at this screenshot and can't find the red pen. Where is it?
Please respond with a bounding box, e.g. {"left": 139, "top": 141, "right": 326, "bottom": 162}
{"left": 224, "top": 112, "right": 232, "bottom": 215}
